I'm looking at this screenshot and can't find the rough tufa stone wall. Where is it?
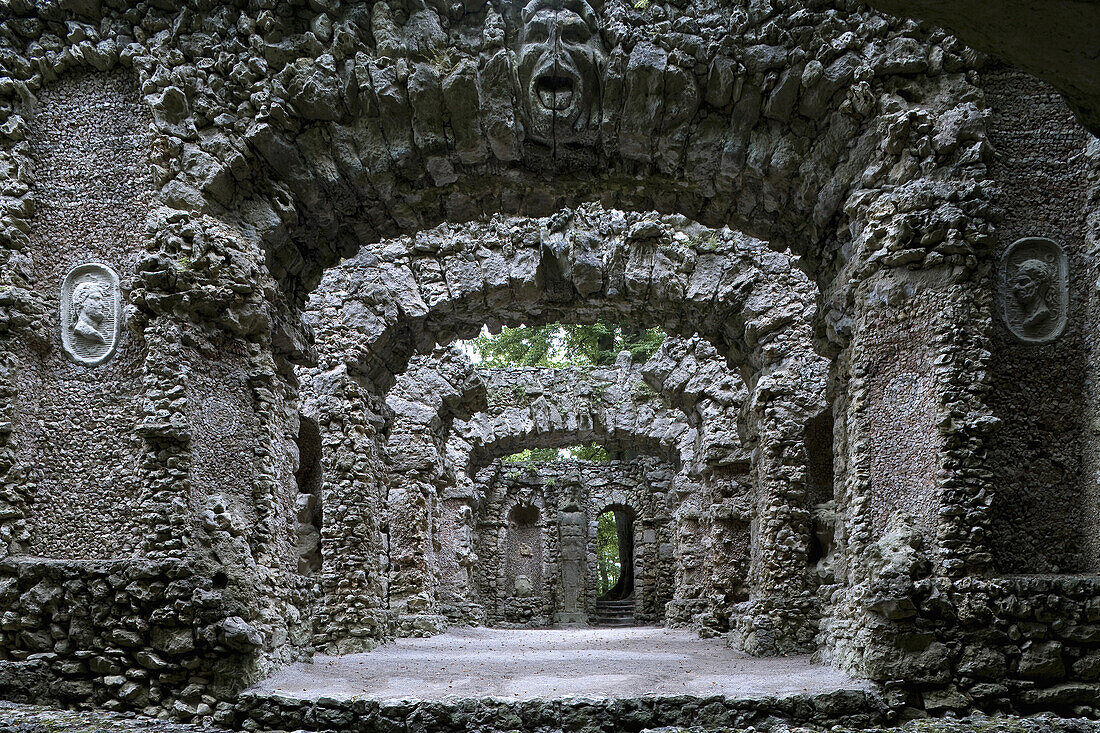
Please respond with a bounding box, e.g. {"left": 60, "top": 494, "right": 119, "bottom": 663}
{"left": 0, "top": 0, "right": 1098, "bottom": 725}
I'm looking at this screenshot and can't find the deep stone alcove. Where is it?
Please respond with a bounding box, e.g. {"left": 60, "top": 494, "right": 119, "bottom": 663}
{"left": 295, "top": 415, "right": 324, "bottom": 575}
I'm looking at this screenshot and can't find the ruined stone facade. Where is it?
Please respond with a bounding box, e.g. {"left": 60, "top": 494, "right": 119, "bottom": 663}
{"left": 0, "top": 0, "right": 1098, "bottom": 729}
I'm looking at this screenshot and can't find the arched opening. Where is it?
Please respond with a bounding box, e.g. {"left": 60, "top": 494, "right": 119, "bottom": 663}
{"left": 0, "top": 0, "right": 1038, "bottom": 719}
{"left": 299, "top": 205, "right": 828, "bottom": 652}
{"left": 593, "top": 504, "right": 636, "bottom": 627}
{"left": 596, "top": 506, "right": 633, "bottom": 601}
{"left": 505, "top": 503, "right": 544, "bottom": 602}
{"left": 804, "top": 409, "right": 835, "bottom": 581}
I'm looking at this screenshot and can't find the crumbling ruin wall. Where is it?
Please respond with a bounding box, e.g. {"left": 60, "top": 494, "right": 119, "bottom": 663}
{"left": 301, "top": 320, "right": 719, "bottom": 644}
{"left": 473, "top": 458, "right": 676, "bottom": 627}
{"left": 313, "top": 330, "right": 774, "bottom": 641}
{"left": 808, "top": 63, "right": 1100, "bottom": 717}
{"left": 644, "top": 324, "right": 832, "bottom": 654}
{"left": 10, "top": 0, "right": 1099, "bottom": 723}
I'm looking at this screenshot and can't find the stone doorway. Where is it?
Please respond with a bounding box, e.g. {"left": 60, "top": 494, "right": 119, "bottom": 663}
{"left": 593, "top": 505, "right": 636, "bottom": 626}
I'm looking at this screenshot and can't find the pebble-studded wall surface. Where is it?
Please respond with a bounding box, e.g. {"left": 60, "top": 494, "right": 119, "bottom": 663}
{"left": 983, "top": 66, "right": 1095, "bottom": 574}
{"left": 17, "top": 72, "right": 152, "bottom": 560}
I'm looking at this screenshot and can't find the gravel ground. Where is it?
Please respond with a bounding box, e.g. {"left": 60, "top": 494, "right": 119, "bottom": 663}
{"left": 249, "top": 626, "right": 869, "bottom": 702}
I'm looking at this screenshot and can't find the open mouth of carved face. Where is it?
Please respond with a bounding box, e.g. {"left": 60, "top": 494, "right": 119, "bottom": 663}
{"left": 534, "top": 73, "right": 576, "bottom": 112}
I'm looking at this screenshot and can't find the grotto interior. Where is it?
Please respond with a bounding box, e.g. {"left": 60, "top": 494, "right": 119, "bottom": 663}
{"left": 1, "top": 0, "right": 1100, "bottom": 731}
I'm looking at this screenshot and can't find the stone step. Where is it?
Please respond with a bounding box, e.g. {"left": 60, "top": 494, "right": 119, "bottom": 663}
{"left": 234, "top": 685, "right": 889, "bottom": 732}
{"left": 591, "top": 618, "right": 635, "bottom": 627}
{"left": 590, "top": 599, "right": 635, "bottom": 627}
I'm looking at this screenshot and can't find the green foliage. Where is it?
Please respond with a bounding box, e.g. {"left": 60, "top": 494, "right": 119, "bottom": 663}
{"left": 622, "top": 327, "right": 666, "bottom": 363}
{"left": 469, "top": 322, "right": 665, "bottom": 367}
{"left": 571, "top": 443, "right": 612, "bottom": 462}
{"left": 596, "top": 510, "right": 621, "bottom": 596}
{"left": 500, "top": 447, "right": 562, "bottom": 463}
{"left": 499, "top": 443, "right": 613, "bottom": 463}
{"left": 470, "top": 324, "right": 560, "bottom": 366}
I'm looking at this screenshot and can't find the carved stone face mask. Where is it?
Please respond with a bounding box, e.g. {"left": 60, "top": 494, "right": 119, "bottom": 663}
{"left": 516, "top": 0, "right": 605, "bottom": 145}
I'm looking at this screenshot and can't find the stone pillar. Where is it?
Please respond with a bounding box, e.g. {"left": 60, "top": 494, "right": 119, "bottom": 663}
{"left": 732, "top": 331, "right": 828, "bottom": 656}
{"left": 556, "top": 507, "right": 588, "bottom": 626}
{"left": 302, "top": 367, "right": 393, "bottom": 654}
{"left": 665, "top": 477, "right": 706, "bottom": 626}
{"left": 823, "top": 254, "right": 996, "bottom": 684}
{"left": 135, "top": 319, "right": 195, "bottom": 561}
{"left": 436, "top": 490, "right": 485, "bottom": 626}
{"left": 386, "top": 465, "right": 447, "bottom": 636}
{"left": 732, "top": 374, "right": 821, "bottom": 655}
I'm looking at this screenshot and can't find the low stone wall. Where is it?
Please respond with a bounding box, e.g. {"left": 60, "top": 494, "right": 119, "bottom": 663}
{"left": 827, "top": 567, "right": 1100, "bottom": 715}
{"left": 920, "top": 576, "right": 1100, "bottom": 713}
{"left": 227, "top": 689, "right": 887, "bottom": 733}
{"left": 0, "top": 557, "right": 292, "bottom": 723}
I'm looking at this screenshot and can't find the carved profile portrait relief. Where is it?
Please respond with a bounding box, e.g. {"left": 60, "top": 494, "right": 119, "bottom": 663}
{"left": 61, "top": 263, "right": 121, "bottom": 365}
{"left": 1001, "top": 237, "right": 1068, "bottom": 344}
{"left": 509, "top": 0, "right": 607, "bottom": 145}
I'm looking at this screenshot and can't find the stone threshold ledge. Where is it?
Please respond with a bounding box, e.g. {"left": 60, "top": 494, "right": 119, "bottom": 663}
{"left": 227, "top": 689, "right": 888, "bottom": 733}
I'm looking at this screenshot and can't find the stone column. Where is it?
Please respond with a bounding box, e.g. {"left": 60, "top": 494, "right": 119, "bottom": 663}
{"left": 385, "top": 463, "right": 447, "bottom": 635}
{"left": 733, "top": 371, "right": 822, "bottom": 655}
{"left": 302, "top": 367, "right": 393, "bottom": 654}
{"left": 820, "top": 194, "right": 997, "bottom": 683}
{"left": 436, "top": 488, "right": 485, "bottom": 626}
{"left": 556, "top": 507, "right": 588, "bottom": 626}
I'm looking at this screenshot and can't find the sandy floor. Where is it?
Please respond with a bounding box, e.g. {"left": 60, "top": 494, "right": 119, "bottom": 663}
{"left": 251, "top": 626, "right": 869, "bottom": 702}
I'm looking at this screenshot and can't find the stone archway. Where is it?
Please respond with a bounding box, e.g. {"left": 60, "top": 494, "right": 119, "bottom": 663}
{"left": 47, "top": 0, "right": 994, "bottom": 305}
{"left": 304, "top": 204, "right": 821, "bottom": 392}
{"left": 454, "top": 362, "right": 698, "bottom": 474}
{"left": 594, "top": 503, "right": 635, "bottom": 604}
{"left": 300, "top": 208, "right": 830, "bottom": 652}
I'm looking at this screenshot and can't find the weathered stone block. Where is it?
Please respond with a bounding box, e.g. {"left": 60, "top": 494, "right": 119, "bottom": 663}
{"left": 1018, "top": 641, "right": 1066, "bottom": 681}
